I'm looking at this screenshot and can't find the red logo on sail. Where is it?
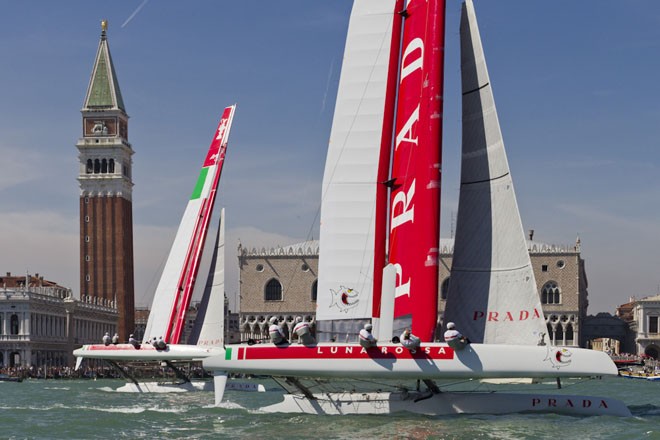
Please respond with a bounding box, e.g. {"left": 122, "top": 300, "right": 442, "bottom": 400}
{"left": 329, "top": 286, "right": 360, "bottom": 313}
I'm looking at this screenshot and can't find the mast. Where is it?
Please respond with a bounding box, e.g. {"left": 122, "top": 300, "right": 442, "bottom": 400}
{"left": 372, "top": 0, "right": 405, "bottom": 328}
{"left": 388, "top": 0, "right": 446, "bottom": 341}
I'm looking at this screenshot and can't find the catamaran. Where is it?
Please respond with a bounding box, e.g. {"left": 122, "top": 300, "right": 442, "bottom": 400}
{"left": 201, "top": 1, "right": 631, "bottom": 416}
{"left": 73, "top": 105, "right": 236, "bottom": 391}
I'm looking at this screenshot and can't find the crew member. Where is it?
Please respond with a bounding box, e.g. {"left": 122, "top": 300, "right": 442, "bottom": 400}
{"left": 268, "top": 316, "right": 288, "bottom": 345}
{"left": 293, "top": 316, "right": 316, "bottom": 345}
{"left": 400, "top": 328, "right": 420, "bottom": 351}
{"left": 359, "top": 323, "right": 378, "bottom": 349}
{"left": 102, "top": 332, "right": 111, "bottom": 346}
{"left": 111, "top": 333, "right": 119, "bottom": 345}
{"left": 128, "top": 334, "right": 140, "bottom": 349}
{"left": 444, "top": 322, "right": 469, "bottom": 350}
{"left": 156, "top": 336, "right": 167, "bottom": 350}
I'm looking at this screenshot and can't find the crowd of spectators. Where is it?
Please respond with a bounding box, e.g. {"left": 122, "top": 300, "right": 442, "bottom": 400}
{"left": 0, "top": 363, "right": 210, "bottom": 380}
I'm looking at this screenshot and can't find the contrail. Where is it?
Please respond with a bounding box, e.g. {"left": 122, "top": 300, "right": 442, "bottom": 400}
{"left": 121, "top": 0, "right": 150, "bottom": 28}
{"left": 320, "top": 57, "right": 335, "bottom": 115}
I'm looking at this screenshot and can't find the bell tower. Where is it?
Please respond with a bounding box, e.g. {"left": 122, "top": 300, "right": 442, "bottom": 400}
{"left": 76, "top": 20, "right": 135, "bottom": 340}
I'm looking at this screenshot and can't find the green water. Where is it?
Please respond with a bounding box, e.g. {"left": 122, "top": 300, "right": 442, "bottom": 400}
{"left": 0, "top": 377, "right": 657, "bottom": 439}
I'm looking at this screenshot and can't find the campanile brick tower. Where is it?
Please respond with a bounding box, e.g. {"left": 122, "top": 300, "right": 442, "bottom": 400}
{"left": 76, "top": 20, "right": 135, "bottom": 340}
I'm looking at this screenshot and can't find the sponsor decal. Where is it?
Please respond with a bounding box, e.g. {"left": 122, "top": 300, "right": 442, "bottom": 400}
{"left": 544, "top": 347, "right": 572, "bottom": 369}
{"left": 215, "top": 117, "right": 229, "bottom": 141}
{"left": 531, "top": 397, "right": 609, "bottom": 409}
{"left": 472, "top": 308, "right": 543, "bottom": 322}
{"left": 236, "top": 344, "right": 454, "bottom": 361}
{"left": 329, "top": 286, "right": 360, "bottom": 313}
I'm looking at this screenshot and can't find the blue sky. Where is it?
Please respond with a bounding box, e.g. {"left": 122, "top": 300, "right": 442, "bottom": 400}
{"left": 0, "top": 1, "right": 659, "bottom": 314}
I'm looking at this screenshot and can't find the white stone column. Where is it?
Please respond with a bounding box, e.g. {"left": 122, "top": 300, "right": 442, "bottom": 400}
{"left": 22, "top": 312, "right": 29, "bottom": 337}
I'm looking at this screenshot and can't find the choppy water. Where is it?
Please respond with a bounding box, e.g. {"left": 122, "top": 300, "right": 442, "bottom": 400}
{"left": 0, "top": 376, "right": 658, "bottom": 439}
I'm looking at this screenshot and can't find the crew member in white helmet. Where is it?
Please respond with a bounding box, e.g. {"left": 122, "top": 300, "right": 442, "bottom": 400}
{"left": 102, "top": 332, "right": 111, "bottom": 346}
{"left": 293, "top": 316, "right": 316, "bottom": 345}
{"left": 268, "top": 316, "right": 288, "bottom": 345}
{"left": 359, "top": 323, "right": 378, "bottom": 349}
{"left": 400, "top": 328, "right": 421, "bottom": 351}
{"left": 444, "top": 322, "right": 469, "bottom": 350}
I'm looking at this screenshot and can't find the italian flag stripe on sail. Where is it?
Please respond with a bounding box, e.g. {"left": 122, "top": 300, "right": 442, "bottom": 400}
{"left": 191, "top": 167, "right": 210, "bottom": 200}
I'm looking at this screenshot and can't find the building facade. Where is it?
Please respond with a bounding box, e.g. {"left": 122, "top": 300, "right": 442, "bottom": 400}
{"left": 0, "top": 273, "right": 117, "bottom": 368}
{"left": 238, "top": 235, "right": 589, "bottom": 346}
{"left": 632, "top": 295, "right": 660, "bottom": 358}
{"left": 76, "top": 21, "right": 135, "bottom": 340}
{"left": 238, "top": 241, "right": 318, "bottom": 341}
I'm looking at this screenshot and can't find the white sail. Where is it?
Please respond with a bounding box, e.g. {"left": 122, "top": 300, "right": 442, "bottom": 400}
{"left": 316, "top": 0, "right": 397, "bottom": 331}
{"left": 189, "top": 208, "right": 225, "bottom": 347}
{"left": 443, "top": 0, "right": 546, "bottom": 345}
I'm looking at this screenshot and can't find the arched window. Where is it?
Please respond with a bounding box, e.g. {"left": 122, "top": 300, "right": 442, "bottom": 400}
{"left": 86, "top": 159, "right": 93, "bottom": 174}
{"left": 101, "top": 158, "right": 108, "bottom": 173}
{"left": 565, "top": 325, "right": 574, "bottom": 344}
{"left": 265, "top": 278, "right": 282, "bottom": 301}
{"left": 440, "top": 277, "right": 450, "bottom": 300}
{"left": 554, "top": 324, "right": 564, "bottom": 343}
{"left": 311, "top": 279, "right": 318, "bottom": 302}
{"left": 109, "top": 159, "right": 115, "bottom": 173}
{"left": 10, "top": 314, "right": 20, "bottom": 335}
{"left": 541, "top": 281, "right": 561, "bottom": 304}
{"left": 10, "top": 352, "right": 20, "bottom": 368}
{"left": 94, "top": 159, "right": 101, "bottom": 174}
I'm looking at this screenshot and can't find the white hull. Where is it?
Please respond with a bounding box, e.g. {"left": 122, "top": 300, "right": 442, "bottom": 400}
{"left": 104, "top": 379, "right": 264, "bottom": 393}
{"left": 480, "top": 377, "right": 539, "bottom": 384}
{"left": 112, "top": 380, "right": 213, "bottom": 393}
{"left": 260, "top": 391, "right": 631, "bottom": 417}
{"left": 203, "top": 342, "right": 618, "bottom": 380}
{"left": 73, "top": 344, "right": 221, "bottom": 361}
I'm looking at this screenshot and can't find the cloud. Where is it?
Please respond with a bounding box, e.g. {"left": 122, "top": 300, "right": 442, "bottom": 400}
{"left": 0, "top": 145, "right": 41, "bottom": 191}
{"left": 0, "top": 210, "right": 78, "bottom": 292}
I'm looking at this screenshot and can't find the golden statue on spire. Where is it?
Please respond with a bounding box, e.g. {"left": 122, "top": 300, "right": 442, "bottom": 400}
{"left": 101, "top": 19, "right": 108, "bottom": 32}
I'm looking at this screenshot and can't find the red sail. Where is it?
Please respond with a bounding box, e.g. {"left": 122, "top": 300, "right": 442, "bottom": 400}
{"left": 388, "top": 0, "right": 445, "bottom": 341}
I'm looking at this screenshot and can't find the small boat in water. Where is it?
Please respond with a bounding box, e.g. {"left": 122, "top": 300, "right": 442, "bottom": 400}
{"left": 0, "top": 374, "right": 23, "bottom": 383}
{"left": 619, "top": 368, "right": 660, "bottom": 381}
